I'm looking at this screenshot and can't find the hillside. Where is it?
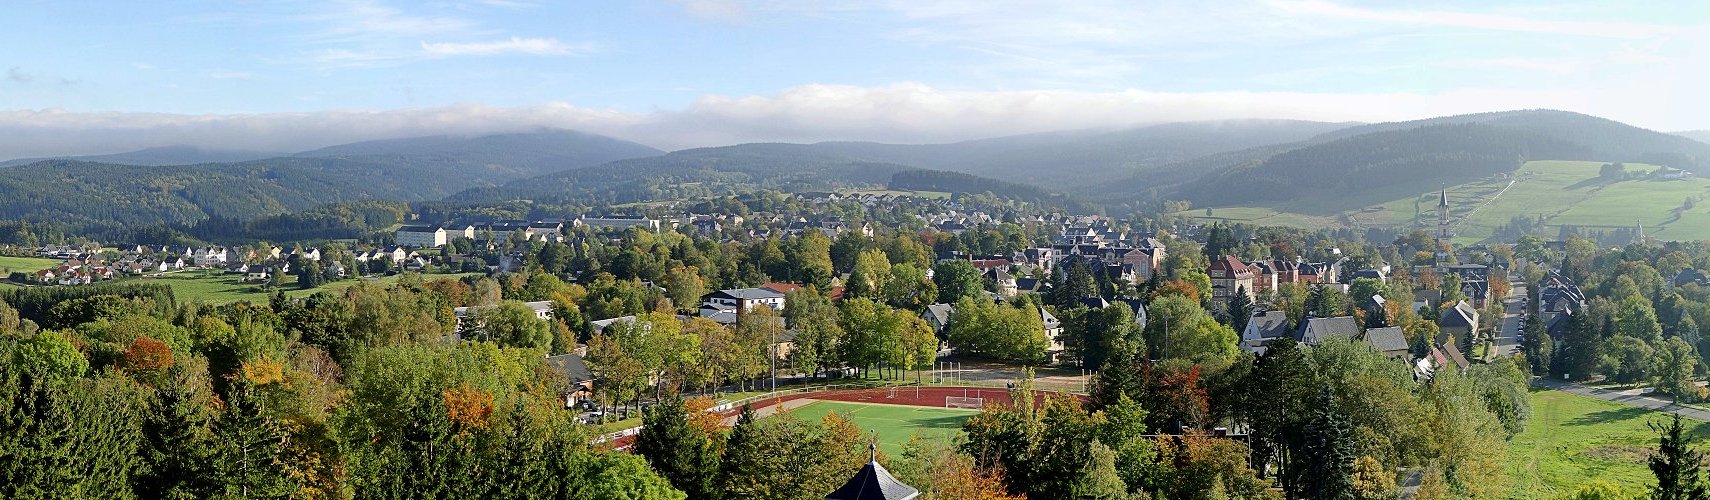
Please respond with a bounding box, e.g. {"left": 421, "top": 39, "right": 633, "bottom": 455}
{"left": 0, "top": 145, "right": 282, "bottom": 167}
{"left": 295, "top": 128, "right": 662, "bottom": 179}
{"left": 1678, "top": 130, "right": 1710, "bottom": 145}
{"left": 0, "top": 129, "right": 665, "bottom": 234}
{"left": 1307, "top": 110, "right": 1710, "bottom": 170}
{"left": 1185, "top": 123, "right": 1589, "bottom": 212}
{"left": 1181, "top": 160, "right": 1710, "bottom": 242}
{"left": 810, "top": 119, "right": 1349, "bottom": 189}
{"left": 454, "top": 143, "right": 921, "bottom": 203}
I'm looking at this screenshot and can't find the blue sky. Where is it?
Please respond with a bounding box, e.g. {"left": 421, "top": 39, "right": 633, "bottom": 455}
{"left": 2, "top": 0, "right": 1707, "bottom": 156}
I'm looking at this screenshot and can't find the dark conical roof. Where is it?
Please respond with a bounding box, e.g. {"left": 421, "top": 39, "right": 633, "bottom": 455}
{"left": 1438, "top": 188, "right": 1449, "bottom": 208}
{"left": 825, "top": 459, "right": 920, "bottom": 500}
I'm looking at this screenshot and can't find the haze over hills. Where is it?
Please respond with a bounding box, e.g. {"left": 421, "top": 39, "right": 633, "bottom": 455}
{"left": 6, "top": 109, "right": 1710, "bottom": 240}
{"left": 1086, "top": 110, "right": 1710, "bottom": 213}
{"left": 0, "top": 145, "right": 284, "bottom": 168}
{"left": 1677, "top": 130, "right": 1710, "bottom": 145}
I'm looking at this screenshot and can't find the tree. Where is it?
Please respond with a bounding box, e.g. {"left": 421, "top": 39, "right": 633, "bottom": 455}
{"left": 634, "top": 397, "right": 720, "bottom": 499}
{"left": 1520, "top": 314, "right": 1550, "bottom": 374}
{"left": 1350, "top": 455, "right": 1395, "bottom": 500}
{"left": 1650, "top": 413, "right": 1710, "bottom": 500}
{"left": 1227, "top": 285, "right": 1255, "bottom": 333}
{"left": 1245, "top": 337, "right": 1316, "bottom": 492}
{"left": 944, "top": 297, "right": 1047, "bottom": 365}
{"left": 468, "top": 301, "right": 553, "bottom": 349}
{"left": 883, "top": 263, "right": 936, "bottom": 309}
{"left": 1655, "top": 336, "right": 1702, "bottom": 401}
{"left": 1601, "top": 335, "right": 1655, "bottom": 384}
{"left": 296, "top": 260, "right": 324, "bottom": 289}
{"left": 934, "top": 259, "right": 986, "bottom": 305}
{"left": 846, "top": 248, "right": 892, "bottom": 300}
{"left": 1070, "top": 441, "right": 1128, "bottom": 499}
{"left": 1556, "top": 312, "right": 1602, "bottom": 381}
{"left": 659, "top": 266, "right": 706, "bottom": 312}
{"left": 210, "top": 381, "right": 295, "bottom": 498}
{"left": 784, "top": 289, "right": 843, "bottom": 380}
{"left": 1299, "top": 386, "right": 1356, "bottom": 500}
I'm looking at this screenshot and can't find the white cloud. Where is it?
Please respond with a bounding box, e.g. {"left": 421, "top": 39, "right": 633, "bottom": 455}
{"left": 420, "top": 37, "right": 591, "bottom": 56}
{"left": 6, "top": 82, "right": 1700, "bottom": 161}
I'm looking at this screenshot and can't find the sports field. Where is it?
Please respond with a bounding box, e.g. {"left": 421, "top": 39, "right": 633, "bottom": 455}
{"left": 785, "top": 400, "right": 978, "bottom": 457}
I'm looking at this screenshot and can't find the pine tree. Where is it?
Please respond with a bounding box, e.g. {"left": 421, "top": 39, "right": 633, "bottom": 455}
{"left": 1089, "top": 341, "right": 1144, "bottom": 411}
{"left": 135, "top": 369, "right": 217, "bottom": 498}
{"left": 718, "top": 405, "right": 768, "bottom": 498}
{"left": 210, "top": 382, "right": 294, "bottom": 499}
{"left": 1298, "top": 386, "right": 1356, "bottom": 500}
{"left": 1227, "top": 285, "right": 1254, "bottom": 334}
{"left": 634, "top": 396, "right": 721, "bottom": 500}
{"left": 1650, "top": 413, "right": 1710, "bottom": 500}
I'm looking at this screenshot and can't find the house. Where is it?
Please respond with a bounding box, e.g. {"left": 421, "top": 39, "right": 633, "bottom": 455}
{"left": 576, "top": 215, "right": 661, "bottom": 232}
{"left": 1675, "top": 268, "right": 1710, "bottom": 288}
{"left": 589, "top": 316, "right": 638, "bottom": 335}
{"left": 923, "top": 303, "right": 954, "bottom": 333}
{"left": 1438, "top": 300, "right": 1480, "bottom": 344}
{"left": 192, "top": 246, "right": 229, "bottom": 266}
{"left": 703, "top": 287, "right": 787, "bottom": 312}
{"left": 243, "top": 264, "right": 275, "bottom": 282}
{"left": 1041, "top": 307, "right": 1065, "bottom": 364}
{"left": 1362, "top": 327, "right": 1409, "bottom": 361}
{"left": 1296, "top": 316, "right": 1361, "bottom": 345}
{"left": 545, "top": 353, "right": 596, "bottom": 408}
{"left": 1207, "top": 256, "right": 1258, "bottom": 310}
{"left": 985, "top": 268, "right": 1018, "bottom": 298}
{"left": 396, "top": 225, "right": 448, "bottom": 248}
{"left": 1240, "top": 310, "right": 1293, "bottom": 354}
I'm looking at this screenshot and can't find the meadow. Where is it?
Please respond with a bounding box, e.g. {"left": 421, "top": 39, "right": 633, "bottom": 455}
{"left": 0, "top": 255, "right": 61, "bottom": 275}
{"left": 1504, "top": 389, "right": 1708, "bottom": 498}
{"left": 783, "top": 400, "right": 977, "bottom": 457}
{"left": 1178, "top": 161, "right": 1710, "bottom": 243}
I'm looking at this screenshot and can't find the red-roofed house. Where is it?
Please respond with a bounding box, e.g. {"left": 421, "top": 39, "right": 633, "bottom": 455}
{"left": 1208, "top": 255, "right": 1258, "bottom": 310}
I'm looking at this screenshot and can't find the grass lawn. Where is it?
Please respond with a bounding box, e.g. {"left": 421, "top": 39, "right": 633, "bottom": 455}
{"left": 783, "top": 400, "right": 977, "bottom": 457}
{"left": 1505, "top": 389, "right": 1709, "bottom": 498}
{"left": 0, "top": 255, "right": 60, "bottom": 274}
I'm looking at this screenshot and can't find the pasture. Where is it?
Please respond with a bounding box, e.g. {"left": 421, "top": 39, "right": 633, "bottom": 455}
{"left": 1504, "top": 389, "right": 1707, "bottom": 498}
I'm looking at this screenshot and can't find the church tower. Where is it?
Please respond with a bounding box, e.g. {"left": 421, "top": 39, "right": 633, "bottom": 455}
{"left": 1634, "top": 219, "right": 1646, "bottom": 246}
{"left": 1435, "top": 189, "right": 1451, "bottom": 265}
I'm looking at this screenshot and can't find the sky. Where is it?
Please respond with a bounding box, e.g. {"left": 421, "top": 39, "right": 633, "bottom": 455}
{"left": 2, "top": 0, "right": 1708, "bottom": 158}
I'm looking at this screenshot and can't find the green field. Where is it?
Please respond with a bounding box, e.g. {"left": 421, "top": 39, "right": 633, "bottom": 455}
{"left": 1179, "top": 161, "right": 1710, "bottom": 243}
{"left": 783, "top": 401, "right": 977, "bottom": 457}
{"left": 0, "top": 255, "right": 60, "bottom": 274}
{"left": 1505, "top": 389, "right": 1708, "bottom": 497}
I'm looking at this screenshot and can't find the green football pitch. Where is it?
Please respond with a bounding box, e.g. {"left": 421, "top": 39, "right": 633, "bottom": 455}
{"left": 783, "top": 400, "right": 978, "bottom": 457}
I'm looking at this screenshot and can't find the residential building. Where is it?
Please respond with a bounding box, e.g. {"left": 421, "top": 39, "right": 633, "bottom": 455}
{"left": 395, "top": 225, "right": 448, "bottom": 248}
{"left": 1207, "top": 255, "right": 1258, "bottom": 310}
{"left": 703, "top": 287, "right": 787, "bottom": 312}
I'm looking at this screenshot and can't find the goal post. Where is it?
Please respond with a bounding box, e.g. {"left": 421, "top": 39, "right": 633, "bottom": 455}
{"left": 945, "top": 396, "right": 985, "bottom": 409}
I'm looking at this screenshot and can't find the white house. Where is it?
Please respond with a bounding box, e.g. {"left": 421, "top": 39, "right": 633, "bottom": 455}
{"left": 395, "top": 225, "right": 448, "bottom": 248}
{"left": 702, "top": 287, "right": 787, "bottom": 312}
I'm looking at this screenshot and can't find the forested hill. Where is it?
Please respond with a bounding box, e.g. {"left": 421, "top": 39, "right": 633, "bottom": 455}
{"left": 889, "top": 169, "right": 1089, "bottom": 211}
{"left": 1183, "top": 123, "right": 1589, "bottom": 211}
{"left": 1307, "top": 110, "right": 1710, "bottom": 169}
{"left": 1677, "top": 130, "right": 1710, "bottom": 145}
{"left": 0, "top": 145, "right": 282, "bottom": 167}
{"left": 1083, "top": 109, "right": 1710, "bottom": 212}
{"left": 0, "top": 129, "right": 667, "bottom": 234}
{"left": 809, "top": 119, "right": 1351, "bottom": 189}
{"left": 454, "top": 143, "right": 922, "bottom": 204}
{"left": 295, "top": 128, "right": 663, "bottom": 178}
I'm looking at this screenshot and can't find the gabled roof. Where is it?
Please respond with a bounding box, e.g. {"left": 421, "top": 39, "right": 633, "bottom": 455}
{"left": 1039, "top": 307, "right": 1060, "bottom": 330}
{"left": 545, "top": 353, "right": 594, "bottom": 382}
{"left": 1439, "top": 341, "right": 1470, "bottom": 370}
{"left": 1440, "top": 300, "right": 1478, "bottom": 328}
{"left": 397, "top": 225, "right": 441, "bottom": 233}
{"left": 1363, "top": 327, "right": 1408, "bottom": 353}
{"left": 825, "top": 457, "right": 920, "bottom": 500}
{"left": 707, "top": 287, "right": 787, "bottom": 301}
{"left": 924, "top": 303, "right": 954, "bottom": 327}
{"left": 1243, "top": 310, "right": 1292, "bottom": 340}
{"left": 1296, "top": 316, "right": 1361, "bottom": 344}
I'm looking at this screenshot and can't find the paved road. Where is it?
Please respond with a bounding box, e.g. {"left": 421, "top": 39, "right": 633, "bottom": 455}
{"left": 1536, "top": 379, "right": 1710, "bottom": 421}
{"left": 1490, "top": 279, "right": 1526, "bottom": 359}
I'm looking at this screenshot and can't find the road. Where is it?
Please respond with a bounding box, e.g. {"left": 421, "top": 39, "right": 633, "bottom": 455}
{"left": 1490, "top": 277, "right": 1526, "bottom": 359}
{"left": 1536, "top": 378, "right": 1710, "bottom": 421}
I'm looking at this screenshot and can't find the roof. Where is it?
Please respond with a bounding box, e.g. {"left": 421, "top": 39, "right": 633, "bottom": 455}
{"left": 708, "top": 287, "right": 787, "bottom": 301}
{"left": 760, "top": 282, "right": 805, "bottom": 294}
{"left": 1439, "top": 341, "right": 1470, "bottom": 370}
{"left": 589, "top": 315, "right": 637, "bottom": 334}
{"left": 825, "top": 457, "right": 920, "bottom": 500}
{"left": 397, "top": 225, "right": 441, "bottom": 233}
{"left": 1363, "top": 327, "right": 1408, "bottom": 353}
{"left": 1244, "top": 310, "right": 1292, "bottom": 340}
{"left": 1039, "top": 307, "right": 1060, "bottom": 330}
{"left": 545, "top": 353, "right": 594, "bottom": 382}
{"left": 1440, "top": 300, "right": 1478, "bottom": 328}
{"left": 1296, "top": 316, "right": 1361, "bottom": 344}
{"left": 924, "top": 303, "right": 954, "bottom": 326}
